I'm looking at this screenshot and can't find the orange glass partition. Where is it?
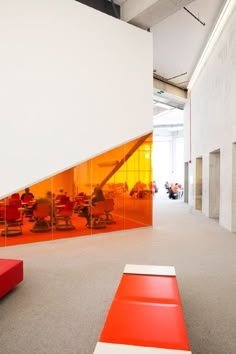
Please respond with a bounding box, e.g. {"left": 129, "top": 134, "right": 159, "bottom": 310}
{"left": 0, "top": 198, "right": 6, "bottom": 247}
{"left": 0, "top": 133, "right": 153, "bottom": 247}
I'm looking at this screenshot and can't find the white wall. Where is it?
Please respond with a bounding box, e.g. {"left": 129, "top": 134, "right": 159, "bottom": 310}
{"left": 153, "top": 132, "right": 184, "bottom": 191}
{"left": 173, "top": 135, "right": 184, "bottom": 185}
{"left": 184, "top": 6, "right": 236, "bottom": 230}
{"left": 0, "top": 0, "right": 152, "bottom": 198}
{"left": 153, "top": 136, "right": 172, "bottom": 191}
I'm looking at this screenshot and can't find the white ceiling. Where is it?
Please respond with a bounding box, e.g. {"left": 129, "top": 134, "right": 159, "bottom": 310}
{"left": 114, "top": 1, "right": 226, "bottom": 89}
{"left": 151, "top": 0, "right": 226, "bottom": 131}
{"left": 121, "top": 0, "right": 194, "bottom": 29}
{"left": 152, "top": 0, "right": 226, "bottom": 89}
{"left": 113, "top": 0, "right": 227, "bottom": 130}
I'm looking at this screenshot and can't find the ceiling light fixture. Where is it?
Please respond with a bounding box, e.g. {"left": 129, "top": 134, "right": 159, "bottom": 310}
{"left": 153, "top": 102, "right": 172, "bottom": 110}
{"left": 188, "top": 0, "right": 236, "bottom": 91}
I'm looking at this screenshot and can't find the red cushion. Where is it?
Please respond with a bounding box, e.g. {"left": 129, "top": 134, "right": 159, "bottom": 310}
{"left": 100, "top": 299, "right": 190, "bottom": 351}
{"left": 0, "top": 259, "right": 23, "bottom": 298}
{"left": 115, "top": 274, "right": 181, "bottom": 304}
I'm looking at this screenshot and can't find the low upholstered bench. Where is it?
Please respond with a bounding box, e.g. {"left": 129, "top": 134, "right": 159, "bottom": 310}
{"left": 0, "top": 259, "right": 23, "bottom": 298}
{"left": 94, "top": 264, "right": 191, "bottom": 353}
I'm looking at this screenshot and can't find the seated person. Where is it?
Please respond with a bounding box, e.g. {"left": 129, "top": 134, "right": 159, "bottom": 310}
{"left": 165, "top": 181, "right": 170, "bottom": 193}
{"left": 149, "top": 181, "right": 158, "bottom": 195}
{"left": 91, "top": 186, "right": 105, "bottom": 205}
{"left": 20, "top": 188, "right": 35, "bottom": 217}
{"left": 152, "top": 181, "right": 158, "bottom": 193}
{"left": 32, "top": 191, "right": 56, "bottom": 224}
{"left": 79, "top": 186, "right": 105, "bottom": 224}
{"left": 21, "top": 188, "right": 34, "bottom": 202}
{"left": 55, "top": 188, "right": 68, "bottom": 205}
{"left": 169, "top": 183, "right": 178, "bottom": 199}
{"left": 130, "top": 181, "right": 146, "bottom": 198}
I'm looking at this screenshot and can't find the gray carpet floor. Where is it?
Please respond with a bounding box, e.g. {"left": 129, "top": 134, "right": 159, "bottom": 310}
{"left": 0, "top": 194, "right": 236, "bottom": 354}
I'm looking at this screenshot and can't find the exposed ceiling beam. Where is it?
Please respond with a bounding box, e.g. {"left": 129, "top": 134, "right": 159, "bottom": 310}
{"left": 120, "top": 0, "right": 195, "bottom": 29}
{"left": 153, "top": 77, "right": 187, "bottom": 99}
{"left": 153, "top": 72, "right": 188, "bottom": 92}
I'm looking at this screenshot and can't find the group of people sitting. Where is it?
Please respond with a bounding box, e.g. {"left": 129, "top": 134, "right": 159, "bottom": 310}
{"left": 12, "top": 188, "right": 69, "bottom": 224}
{"left": 1, "top": 184, "right": 110, "bottom": 233}
{"left": 165, "top": 182, "right": 182, "bottom": 200}
{"left": 129, "top": 180, "right": 158, "bottom": 199}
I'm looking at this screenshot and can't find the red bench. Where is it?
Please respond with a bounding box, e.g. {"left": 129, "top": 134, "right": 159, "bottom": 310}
{"left": 0, "top": 259, "right": 23, "bottom": 298}
{"left": 94, "top": 264, "right": 191, "bottom": 353}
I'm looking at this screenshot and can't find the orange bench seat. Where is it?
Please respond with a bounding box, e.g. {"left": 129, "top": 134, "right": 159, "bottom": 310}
{"left": 94, "top": 264, "right": 191, "bottom": 354}
{"left": 115, "top": 273, "right": 181, "bottom": 305}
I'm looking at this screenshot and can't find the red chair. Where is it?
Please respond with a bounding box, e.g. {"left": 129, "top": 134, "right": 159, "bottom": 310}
{"left": 31, "top": 203, "right": 51, "bottom": 233}
{"left": 87, "top": 201, "right": 106, "bottom": 229}
{"left": 10, "top": 193, "right": 20, "bottom": 200}
{"left": 55, "top": 195, "right": 69, "bottom": 205}
{"left": 104, "top": 199, "right": 115, "bottom": 224}
{"left": 8, "top": 198, "right": 22, "bottom": 207}
{"left": 22, "top": 194, "right": 34, "bottom": 218}
{"left": 22, "top": 194, "right": 34, "bottom": 204}
{"left": 76, "top": 193, "right": 89, "bottom": 216}
{"left": 1, "top": 205, "right": 22, "bottom": 236}
{"left": 55, "top": 201, "right": 75, "bottom": 230}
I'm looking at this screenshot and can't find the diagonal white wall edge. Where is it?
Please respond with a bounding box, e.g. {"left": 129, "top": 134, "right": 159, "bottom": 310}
{"left": 0, "top": 0, "right": 152, "bottom": 198}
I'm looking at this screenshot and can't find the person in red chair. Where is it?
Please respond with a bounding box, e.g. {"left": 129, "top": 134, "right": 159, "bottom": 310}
{"left": 79, "top": 186, "right": 105, "bottom": 225}
{"left": 91, "top": 186, "right": 105, "bottom": 205}
{"left": 32, "top": 191, "right": 56, "bottom": 225}
{"left": 55, "top": 188, "right": 69, "bottom": 205}
{"left": 21, "top": 187, "right": 35, "bottom": 219}
{"left": 87, "top": 187, "right": 106, "bottom": 229}
{"left": 55, "top": 201, "right": 75, "bottom": 230}
{"left": 21, "top": 187, "right": 34, "bottom": 202}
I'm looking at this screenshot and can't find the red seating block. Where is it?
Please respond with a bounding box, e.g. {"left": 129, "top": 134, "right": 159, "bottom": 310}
{"left": 99, "top": 299, "right": 190, "bottom": 351}
{"left": 94, "top": 265, "right": 191, "bottom": 353}
{"left": 0, "top": 259, "right": 23, "bottom": 298}
{"left": 115, "top": 274, "right": 181, "bottom": 304}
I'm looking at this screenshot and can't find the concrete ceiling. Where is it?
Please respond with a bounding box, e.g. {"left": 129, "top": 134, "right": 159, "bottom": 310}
{"left": 152, "top": 0, "right": 226, "bottom": 89}
{"left": 121, "top": 0, "right": 194, "bottom": 29}
{"left": 116, "top": 0, "right": 226, "bottom": 90}
{"left": 151, "top": 0, "right": 226, "bottom": 130}
{"left": 114, "top": 0, "right": 226, "bottom": 130}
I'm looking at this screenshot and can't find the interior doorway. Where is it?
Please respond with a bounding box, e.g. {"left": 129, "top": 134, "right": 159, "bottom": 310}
{"left": 209, "top": 149, "right": 220, "bottom": 219}
{"left": 184, "top": 162, "right": 189, "bottom": 203}
{"left": 195, "top": 157, "right": 203, "bottom": 210}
